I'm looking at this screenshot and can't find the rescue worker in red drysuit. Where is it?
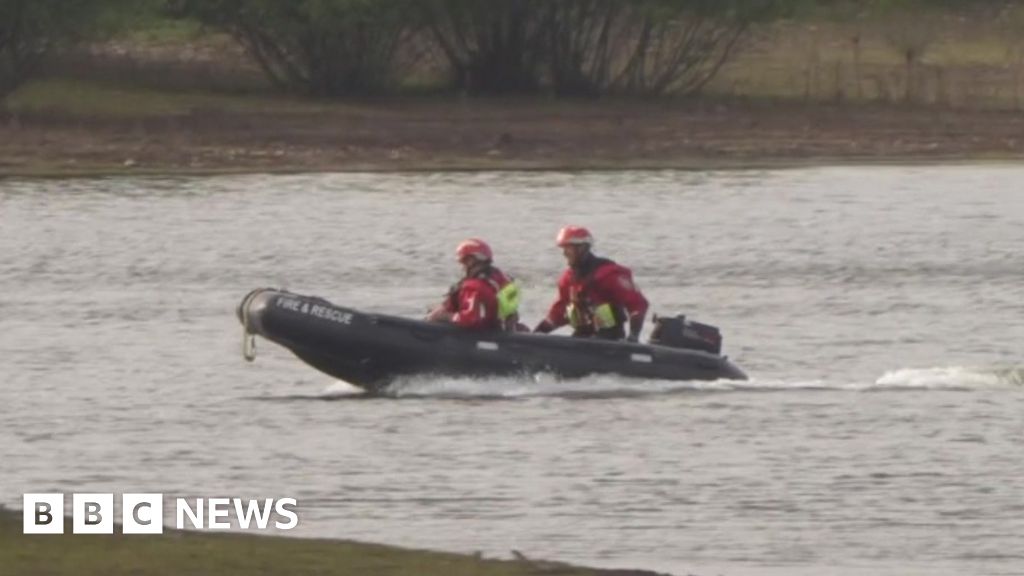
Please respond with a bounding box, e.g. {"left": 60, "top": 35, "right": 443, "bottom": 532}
{"left": 426, "top": 238, "right": 522, "bottom": 331}
{"left": 533, "top": 226, "right": 648, "bottom": 342}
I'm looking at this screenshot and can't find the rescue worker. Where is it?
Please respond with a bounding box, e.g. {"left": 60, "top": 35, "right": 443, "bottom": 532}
{"left": 426, "top": 238, "right": 522, "bottom": 331}
{"left": 533, "top": 226, "right": 648, "bottom": 342}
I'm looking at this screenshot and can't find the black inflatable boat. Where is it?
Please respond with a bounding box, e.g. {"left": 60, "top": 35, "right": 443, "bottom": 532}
{"left": 237, "top": 288, "right": 747, "bottom": 393}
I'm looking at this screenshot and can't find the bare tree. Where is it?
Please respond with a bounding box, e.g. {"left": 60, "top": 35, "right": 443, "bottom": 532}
{"left": 420, "top": 0, "right": 551, "bottom": 94}
{"left": 879, "top": 4, "right": 939, "bottom": 103}
{"left": 546, "top": 0, "right": 626, "bottom": 96}
{"left": 170, "top": 0, "right": 416, "bottom": 97}
{"left": 547, "top": 0, "right": 779, "bottom": 97}
{"left": 0, "top": 0, "right": 120, "bottom": 99}
{"left": 620, "top": 10, "right": 749, "bottom": 95}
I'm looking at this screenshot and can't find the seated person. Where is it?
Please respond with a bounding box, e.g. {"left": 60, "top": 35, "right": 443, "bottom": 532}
{"left": 533, "top": 226, "right": 648, "bottom": 342}
{"left": 426, "top": 238, "right": 521, "bottom": 331}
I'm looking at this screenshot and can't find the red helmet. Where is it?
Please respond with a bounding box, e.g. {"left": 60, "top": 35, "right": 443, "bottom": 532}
{"left": 556, "top": 226, "right": 593, "bottom": 247}
{"left": 455, "top": 238, "right": 493, "bottom": 262}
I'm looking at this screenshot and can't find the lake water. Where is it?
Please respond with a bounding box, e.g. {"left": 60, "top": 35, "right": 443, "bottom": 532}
{"left": 1, "top": 167, "right": 1022, "bottom": 576}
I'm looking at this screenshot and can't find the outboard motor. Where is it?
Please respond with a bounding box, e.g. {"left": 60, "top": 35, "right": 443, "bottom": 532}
{"left": 649, "top": 314, "right": 723, "bottom": 355}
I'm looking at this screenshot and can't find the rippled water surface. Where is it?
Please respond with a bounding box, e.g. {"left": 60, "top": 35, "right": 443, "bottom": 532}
{"left": 2, "top": 167, "right": 1023, "bottom": 576}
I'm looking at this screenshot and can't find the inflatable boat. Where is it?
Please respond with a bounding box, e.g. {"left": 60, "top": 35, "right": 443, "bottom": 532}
{"left": 237, "top": 288, "right": 747, "bottom": 393}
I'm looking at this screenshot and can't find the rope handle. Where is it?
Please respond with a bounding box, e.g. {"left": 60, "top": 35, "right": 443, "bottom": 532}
{"left": 243, "top": 329, "right": 257, "bottom": 362}
{"left": 240, "top": 289, "right": 261, "bottom": 362}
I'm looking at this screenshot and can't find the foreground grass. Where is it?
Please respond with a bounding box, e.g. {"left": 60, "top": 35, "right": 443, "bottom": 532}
{"left": 0, "top": 508, "right": 658, "bottom": 576}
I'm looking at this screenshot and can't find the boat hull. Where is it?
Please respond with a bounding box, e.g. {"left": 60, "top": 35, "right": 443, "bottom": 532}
{"left": 238, "top": 289, "right": 747, "bottom": 393}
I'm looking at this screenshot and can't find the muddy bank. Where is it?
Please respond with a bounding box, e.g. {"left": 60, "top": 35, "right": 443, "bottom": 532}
{"left": 2, "top": 97, "right": 1023, "bottom": 176}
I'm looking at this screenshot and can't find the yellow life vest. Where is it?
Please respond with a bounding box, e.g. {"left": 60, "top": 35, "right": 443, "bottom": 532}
{"left": 567, "top": 301, "right": 616, "bottom": 330}
{"left": 496, "top": 281, "right": 521, "bottom": 322}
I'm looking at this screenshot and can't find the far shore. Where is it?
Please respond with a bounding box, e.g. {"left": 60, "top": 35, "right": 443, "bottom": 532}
{"left": 3, "top": 79, "right": 1024, "bottom": 178}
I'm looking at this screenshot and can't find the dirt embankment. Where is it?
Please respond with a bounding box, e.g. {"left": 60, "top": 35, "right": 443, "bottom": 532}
{"left": 3, "top": 96, "right": 1024, "bottom": 176}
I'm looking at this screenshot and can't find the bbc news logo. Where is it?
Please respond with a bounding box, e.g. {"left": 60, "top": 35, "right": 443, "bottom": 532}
{"left": 23, "top": 493, "right": 298, "bottom": 534}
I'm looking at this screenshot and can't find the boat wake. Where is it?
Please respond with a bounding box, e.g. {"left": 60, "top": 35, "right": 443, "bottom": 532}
{"left": 249, "top": 365, "right": 1022, "bottom": 402}
{"left": 381, "top": 373, "right": 734, "bottom": 399}
{"left": 246, "top": 380, "right": 369, "bottom": 402}
{"left": 872, "top": 366, "right": 1024, "bottom": 390}
{"left": 375, "top": 365, "right": 1023, "bottom": 398}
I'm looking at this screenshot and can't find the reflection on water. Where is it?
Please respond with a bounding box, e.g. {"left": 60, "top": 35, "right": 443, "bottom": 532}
{"left": 2, "top": 167, "right": 1023, "bottom": 576}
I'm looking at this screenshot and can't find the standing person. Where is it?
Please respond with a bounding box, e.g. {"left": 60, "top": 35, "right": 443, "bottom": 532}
{"left": 533, "top": 226, "right": 648, "bottom": 342}
{"left": 426, "top": 238, "right": 521, "bottom": 331}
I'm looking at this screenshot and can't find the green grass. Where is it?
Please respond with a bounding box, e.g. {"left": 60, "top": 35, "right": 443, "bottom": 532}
{"left": 119, "top": 18, "right": 205, "bottom": 44}
{"left": 705, "top": 19, "right": 1024, "bottom": 107}
{"left": 928, "top": 38, "right": 1019, "bottom": 66}
{"left": 4, "top": 78, "right": 347, "bottom": 118}
{"left": 0, "top": 507, "right": 630, "bottom": 576}
{"left": 7, "top": 78, "right": 192, "bottom": 117}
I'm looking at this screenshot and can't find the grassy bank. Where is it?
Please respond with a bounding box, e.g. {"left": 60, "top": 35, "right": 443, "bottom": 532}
{"left": 714, "top": 17, "right": 1024, "bottom": 109}
{"left": 3, "top": 10, "right": 1024, "bottom": 177}
{"left": 0, "top": 507, "right": 663, "bottom": 576}
{"left": 34, "top": 11, "right": 1024, "bottom": 110}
